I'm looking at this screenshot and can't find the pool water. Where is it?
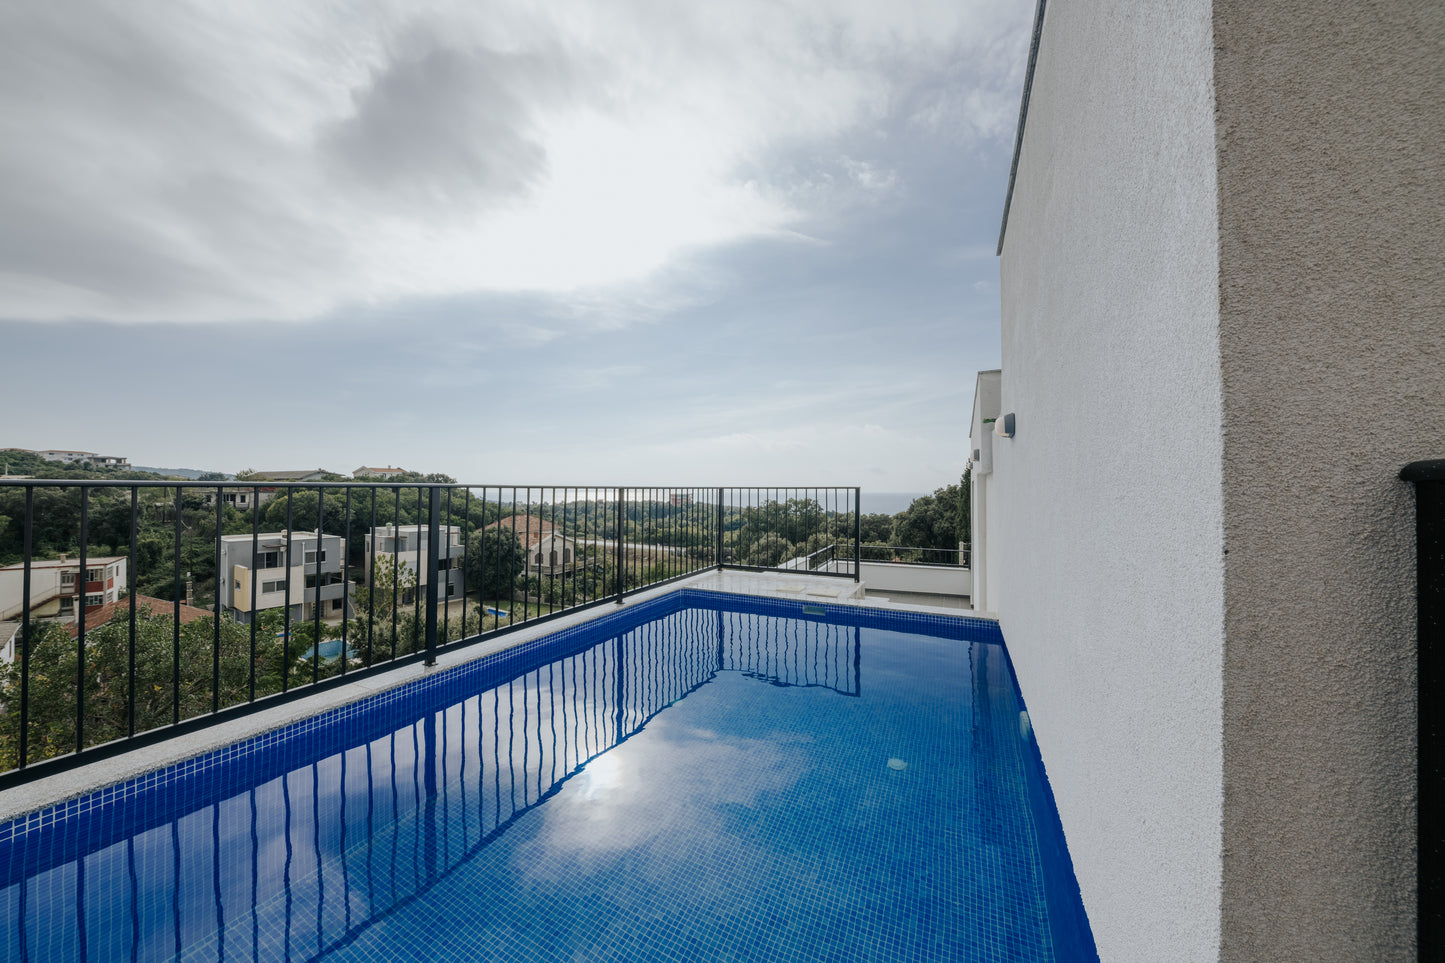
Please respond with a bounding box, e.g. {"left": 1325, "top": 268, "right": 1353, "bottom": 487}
{"left": 0, "top": 592, "right": 1096, "bottom": 962}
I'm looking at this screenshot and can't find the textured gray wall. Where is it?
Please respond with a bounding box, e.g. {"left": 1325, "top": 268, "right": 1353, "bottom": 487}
{"left": 994, "top": 1, "right": 1225, "bottom": 958}
{"left": 1213, "top": 1, "right": 1443, "bottom": 958}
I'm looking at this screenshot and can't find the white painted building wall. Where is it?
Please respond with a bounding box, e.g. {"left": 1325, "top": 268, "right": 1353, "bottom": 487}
{"left": 968, "top": 371, "right": 1000, "bottom": 612}
{"left": 990, "top": 0, "right": 1224, "bottom": 959}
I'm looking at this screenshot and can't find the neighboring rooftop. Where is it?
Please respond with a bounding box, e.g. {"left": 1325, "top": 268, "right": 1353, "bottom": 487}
{"left": 240, "top": 470, "right": 332, "bottom": 482}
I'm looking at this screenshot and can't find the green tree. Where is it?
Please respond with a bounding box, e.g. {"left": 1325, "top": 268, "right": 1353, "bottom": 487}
{"left": 465, "top": 526, "right": 525, "bottom": 603}
{"left": 858, "top": 513, "right": 894, "bottom": 543}
{"left": 0, "top": 606, "right": 295, "bottom": 770}
{"left": 893, "top": 481, "right": 967, "bottom": 552}
{"left": 957, "top": 465, "right": 971, "bottom": 548}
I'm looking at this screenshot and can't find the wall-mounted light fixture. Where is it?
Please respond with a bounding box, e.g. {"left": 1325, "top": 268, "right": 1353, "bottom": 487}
{"left": 994, "top": 412, "right": 1016, "bottom": 438}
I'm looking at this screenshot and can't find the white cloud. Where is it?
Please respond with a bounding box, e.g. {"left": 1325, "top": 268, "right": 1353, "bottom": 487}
{"left": 0, "top": 0, "right": 1028, "bottom": 325}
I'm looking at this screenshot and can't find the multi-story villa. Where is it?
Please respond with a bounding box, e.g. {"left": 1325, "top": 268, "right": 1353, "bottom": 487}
{"left": 0, "top": 555, "right": 128, "bottom": 624}
{"left": 484, "top": 515, "right": 577, "bottom": 576}
{"left": 218, "top": 530, "right": 347, "bottom": 623}
{"left": 32, "top": 450, "right": 129, "bottom": 469}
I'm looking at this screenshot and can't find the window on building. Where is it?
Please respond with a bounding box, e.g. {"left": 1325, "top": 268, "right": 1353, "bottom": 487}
{"left": 331, "top": 599, "right": 343, "bottom": 611}
{"left": 304, "top": 549, "right": 327, "bottom": 564}
{"left": 447, "top": 584, "right": 457, "bottom": 597}
{"left": 85, "top": 568, "right": 101, "bottom": 582}
{"left": 85, "top": 595, "right": 103, "bottom": 607}
{"left": 535, "top": 552, "right": 544, "bottom": 565}
{"left": 234, "top": 579, "right": 240, "bottom": 590}
{"left": 256, "top": 551, "right": 282, "bottom": 569}
{"left": 261, "top": 579, "right": 286, "bottom": 594}
{"left": 59, "top": 596, "right": 74, "bottom": 613}
{"left": 61, "top": 571, "right": 76, "bottom": 585}
{"left": 563, "top": 548, "right": 572, "bottom": 563}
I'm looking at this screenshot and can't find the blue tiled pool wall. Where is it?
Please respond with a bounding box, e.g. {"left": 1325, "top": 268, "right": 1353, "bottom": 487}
{"left": 0, "top": 592, "right": 937, "bottom": 882}
{"left": 0, "top": 588, "right": 1091, "bottom": 961}
{"left": 0, "top": 590, "right": 684, "bottom": 851}
{"left": 991, "top": 636, "right": 1100, "bottom": 962}
{"left": 0, "top": 589, "right": 995, "bottom": 852}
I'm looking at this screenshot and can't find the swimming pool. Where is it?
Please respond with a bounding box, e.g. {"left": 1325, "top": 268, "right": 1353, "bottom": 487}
{"left": 0, "top": 591, "right": 1096, "bottom": 961}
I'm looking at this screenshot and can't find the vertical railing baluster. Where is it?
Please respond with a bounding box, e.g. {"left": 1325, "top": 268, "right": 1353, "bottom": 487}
{"left": 77, "top": 486, "right": 88, "bottom": 752}
{"left": 171, "top": 486, "right": 183, "bottom": 724}
{"left": 716, "top": 488, "right": 724, "bottom": 570}
{"left": 128, "top": 487, "right": 138, "bottom": 735}
{"left": 549, "top": 487, "right": 557, "bottom": 612}
{"left": 367, "top": 488, "right": 377, "bottom": 667}
{"left": 214, "top": 486, "right": 222, "bottom": 712}
{"left": 341, "top": 487, "right": 351, "bottom": 675}
{"left": 414, "top": 487, "right": 423, "bottom": 652}
{"left": 249, "top": 489, "right": 259, "bottom": 703}
{"left": 283, "top": 491, "right": 294, "bottom": 693}
{"left": 508, "top": 487, "right": 517, "bottom": 627}
{"left": 425, "top": 486, "right": 440, "bottom": 667}
{"left": 524, "top": 486, "right": 531, "bottom": 624}
{"left": 390, "top": 488, "right": 400, "bottom": 659}
{"left": 461, "top": 487, "right": 470, "bottom": 637}
{"left": 18, "top": 485, "right": 33, "bottom": 769}
{"left": 614, "top": 488, "right": 624, "bottom": 604}
{"left": 313, "top": 488, "right": 324, "bottom": 684}
{"left": 444, "top": 487, "right": 453, "bottom": 642}
{"left": 843, "top": 488, "right": 855, "bottom": 578}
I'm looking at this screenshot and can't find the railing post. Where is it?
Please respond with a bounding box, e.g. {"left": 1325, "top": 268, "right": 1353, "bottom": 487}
{"left": 1401, "top": 459, "right": 1444, "bottom": 950}
{"left": 716, "top": 487, "right": 725, "bottom": 570}
{"left": 424, "top": 486, "right": 441, "bottom": 666}
{"left": 614, "top": 488, "right": 625, "bottom": 604}
{"left": 853, "top": 487, "right": 861, "bottom": 582}
{"left": 18, "top": 486, "right": 32, "bottom": 770}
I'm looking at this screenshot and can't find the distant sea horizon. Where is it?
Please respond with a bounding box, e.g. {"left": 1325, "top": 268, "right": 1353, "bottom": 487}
{"left": 859, "top": 491, "right": 927, "bottom": 516}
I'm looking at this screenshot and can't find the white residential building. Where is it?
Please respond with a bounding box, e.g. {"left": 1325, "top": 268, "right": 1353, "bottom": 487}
{"left": 33, "top": 450, "right": 129, "bottom": 469}
{"left": 364, "top": 525, "right": 464, "bottom": 602}
{"left": 484, "top": 515, "right": 577, "bottom": 576}
{"left": 0, "top": 556, "right": 128, "bottom": 623}
{"left": 218, "top": 531, "right": 346, "bottom": 624}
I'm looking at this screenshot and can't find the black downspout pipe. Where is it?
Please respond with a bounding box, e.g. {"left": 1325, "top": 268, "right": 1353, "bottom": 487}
{"left": 1401, "top": 458, "right": 1445, "bottom": 952}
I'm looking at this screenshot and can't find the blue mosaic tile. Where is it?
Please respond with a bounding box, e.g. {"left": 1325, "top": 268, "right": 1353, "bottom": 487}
{"left": 0, "top": 592, "right": 1095, "bottom": 961}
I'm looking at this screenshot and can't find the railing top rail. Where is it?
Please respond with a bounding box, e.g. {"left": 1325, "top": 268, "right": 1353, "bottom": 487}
{"left": 861, "top": 545, "right": 970, "bottom": 552}
{"left": 0, "top": 479, "right": 861, "bottom": 490}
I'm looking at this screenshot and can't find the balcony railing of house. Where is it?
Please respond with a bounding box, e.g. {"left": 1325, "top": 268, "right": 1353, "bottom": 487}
{"left": 0, "top": 480, "right": 860, "bottom": 788}
{"left": 798, "top": 543, "right": 970, "bottom": 572}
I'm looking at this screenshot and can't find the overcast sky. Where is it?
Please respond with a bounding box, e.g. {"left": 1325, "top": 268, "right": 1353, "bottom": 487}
{"left": 0, "top": 0, "right": 1029, "bottom": 491}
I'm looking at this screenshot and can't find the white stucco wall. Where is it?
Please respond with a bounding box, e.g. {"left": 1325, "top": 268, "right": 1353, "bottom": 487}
{"left": 857, "top": 561, "right": 969, "bottom": 596}
{"left": 969, "top": 371, "right": 1000, "bottom": 612}
{"left": 993, "top": 1, "right": 1224, "bottom": 959}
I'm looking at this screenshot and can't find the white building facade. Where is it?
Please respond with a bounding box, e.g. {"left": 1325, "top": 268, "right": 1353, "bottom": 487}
{"left": 219, "top": 531, "right": 347, "bottom": 623}
{"left": 972, "top": 1, "right": 1440, "bottom": 959}
{"left": 364, "top": 525, "right": 464, "bottom": 602}
{"left": 0, "top": 556, "right": 129, "bottom": 623}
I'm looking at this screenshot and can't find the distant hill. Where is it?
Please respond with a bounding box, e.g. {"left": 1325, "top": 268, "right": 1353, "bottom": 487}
{"left": 129, "top": 466, "right": 234, "bottom": 480}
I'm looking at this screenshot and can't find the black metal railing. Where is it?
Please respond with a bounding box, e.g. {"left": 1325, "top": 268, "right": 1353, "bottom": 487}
{"left": 0, "top": 481, "right": 860, "bottom": 786}
{"left": 0, "top": 602, "right": 862, "bottom": 960}
{"left": 799, "top": 543, "right": 970, "bottom": 572}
